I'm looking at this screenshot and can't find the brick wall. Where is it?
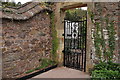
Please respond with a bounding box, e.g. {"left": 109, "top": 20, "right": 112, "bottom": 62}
{"left": 2, "top": 12, "right": 52, "bottom": 78}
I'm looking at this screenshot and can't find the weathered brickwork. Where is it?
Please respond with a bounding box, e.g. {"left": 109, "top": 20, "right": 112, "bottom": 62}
{"left": 2, "top": 12, "right": 52, "bottom": 78}
{"left": 91, "top": 2, "right": 119, "bottom": 64}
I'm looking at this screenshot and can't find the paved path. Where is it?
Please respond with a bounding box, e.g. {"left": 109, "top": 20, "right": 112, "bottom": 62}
{"left": 32, "top": 67, "right": 90, "bottom": 78}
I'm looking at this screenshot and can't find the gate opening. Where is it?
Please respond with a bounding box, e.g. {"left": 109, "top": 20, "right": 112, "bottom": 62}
{"left": 63, "top": 7, "right": 87, "bottom": 72}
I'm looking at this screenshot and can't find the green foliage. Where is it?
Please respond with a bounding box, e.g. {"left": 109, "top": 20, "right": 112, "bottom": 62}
{"left": 25, "top": 69, "right": 35, "bottom": 74}
{"left": 92, "top": 69, "right": 120, "bottom": 79}
{"left": 91, "top": 62, "right": 120, "bottom": 79}
{"left": 88, "top": 9, "right": 95, "bottom": 23}
{"left": 94, "top": 22, "right": 102, "bottom": 60}
{"left": 88, "top": 10, "right": 116, "bottom": 62}
{"left": 65, "top": 9, "right": 87, "bottom": 21}
{"left": 41, "top": 58, "right": 55, "bottom": 68}
{"left": 93, "top": 62, "right": 120, "bottom": 71}
{"left": 50, "top": 12, "right": 59, "bottom": 62}
{"left": 107, "top": 20, "right": 116, "bottom": 60}
{"left": 35, "top": 58, "right": 55, "bottom": 70}
{"left": 88, "top": 10, "right": 118, "bottom": 79}
{"left": 25, "top": 58, "right": 55, "bottom": 74}
{"left": 1, "top": 2, "right": 22, "bottom": 8}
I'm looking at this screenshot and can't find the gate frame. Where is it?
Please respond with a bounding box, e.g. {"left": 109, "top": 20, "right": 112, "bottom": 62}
{"left": 54, "top": 2, "right": 94, "bottom": 72}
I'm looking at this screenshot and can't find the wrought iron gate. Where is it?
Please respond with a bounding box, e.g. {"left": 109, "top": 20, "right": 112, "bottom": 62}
{"left": 63, "top": 18, "right": 87, "bottom": 72}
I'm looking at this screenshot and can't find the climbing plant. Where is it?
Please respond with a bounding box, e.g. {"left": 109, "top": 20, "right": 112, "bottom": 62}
{"left": 105, "top": 18, "right": 116, "bottom": 61}
{"left": 88, "top": 7, "right": 119, "bottom": 79}
{"left": 50, "top": 12, "right": 59, "bottom": 62}
{"left": 88, "top": 9, "right": 116, "bottom": 62}
{"left": 94, "top": 22, "right": 102, "bottom": 61}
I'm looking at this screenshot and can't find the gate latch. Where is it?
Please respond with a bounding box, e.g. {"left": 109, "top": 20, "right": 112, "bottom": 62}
{"left": 62, "top": 34, "right": 65, "bottom": 36}
{"left": 62, "top": 50, "right": 65, "bottom": 53}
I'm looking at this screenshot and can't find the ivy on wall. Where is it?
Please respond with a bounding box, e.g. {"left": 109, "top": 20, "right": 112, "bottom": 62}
{"left": 50, "top": 12, "right": 59, "bottom": 62}
{"left": 94, "top": 22, "right": 102, "bottom": 61}
{"left": 105, "top": 18, "right": 116, "bottom": 61}
{"left": 88, "top": 9, "right": 116, "bottom": 62}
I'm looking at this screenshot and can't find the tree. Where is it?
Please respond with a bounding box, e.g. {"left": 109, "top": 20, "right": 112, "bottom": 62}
{"left": 2, "top": 0, "right": 21, "bottom": 8}
{"left": 65, "top": 8, "right": 87, "bottom": 21}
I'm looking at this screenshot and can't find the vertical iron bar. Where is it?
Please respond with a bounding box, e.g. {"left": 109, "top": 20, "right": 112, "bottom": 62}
{"left": 66, "top": 20, "right": 68, "bottom": 66}
{"left": 70, "top": 21, "right": 72, "bottom": 67}
{"left": 77, "top": 22, "right": 79, "bottom": 49}
{"left": 81, "top": 19, "right": 84, "bottom": 70}
{"left": 79, "top": 21, "right": 82, "bottom": 70}
{"left": 68, "top": 21, "right": 70, "bottom": 66}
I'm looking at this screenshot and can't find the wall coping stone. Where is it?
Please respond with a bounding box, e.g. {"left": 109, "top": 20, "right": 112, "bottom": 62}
{"left": 0, "top": 2, "right": 52, "bottom": 20}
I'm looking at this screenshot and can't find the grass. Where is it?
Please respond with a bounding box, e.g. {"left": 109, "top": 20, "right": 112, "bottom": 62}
{"left": 25, "top": 69, "right": 35, "bottom": 74}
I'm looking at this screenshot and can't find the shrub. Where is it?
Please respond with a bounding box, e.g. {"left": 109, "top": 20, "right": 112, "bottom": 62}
{"left": 91, "top": 62, "right": 120, "bottom": 79}
{"left": 93, "top": 62, "right": 120, "bottom": 71}
{"left": 92, "top": 69, "right": 120, "bottom": 79}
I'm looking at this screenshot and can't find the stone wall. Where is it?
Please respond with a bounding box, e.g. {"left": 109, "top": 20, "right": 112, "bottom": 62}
{"left": 91, "top": 2, "right": 119, "bottom": 64}
{"left": 118, "top": 1, "right": 120, "bottom": 63}
{"left": 2, "top": 12, "right": 52, "bottom": 78}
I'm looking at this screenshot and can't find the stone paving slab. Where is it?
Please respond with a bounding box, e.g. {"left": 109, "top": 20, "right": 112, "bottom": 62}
{"left": 32, "top": 67, "right": 90, "bottom": 78}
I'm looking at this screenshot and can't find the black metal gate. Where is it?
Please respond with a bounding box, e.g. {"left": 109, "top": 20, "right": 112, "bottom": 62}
{"left": 63, "top": 18, "right": 87, "bottom": 72}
